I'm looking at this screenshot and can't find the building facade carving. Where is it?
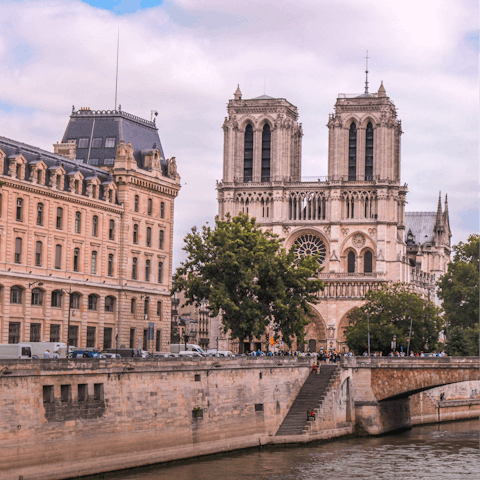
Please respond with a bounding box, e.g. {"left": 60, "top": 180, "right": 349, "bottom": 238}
{"left": 217, "top": 85, "right": 450, "bottom": 353}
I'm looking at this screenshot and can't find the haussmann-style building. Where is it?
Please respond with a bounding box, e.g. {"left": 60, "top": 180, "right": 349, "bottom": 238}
{"left": 0, "top": 106, "right": 180, "bottom": 352}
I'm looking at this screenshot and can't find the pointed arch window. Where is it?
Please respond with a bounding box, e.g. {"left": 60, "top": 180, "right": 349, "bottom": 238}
{"left": 348, "top": 123, "right": 357, "bottom": 181}
{"left": 347, "top": 251, "right": 355, "bottom": 273}
{"left": 364, "top": 251, "right": 373, "bottom": 273}
{"left": 365, "top": 122, "right": 373, "bottom": 180}
{"left": 243, "top": 124, "right": 253, "bottom": 182}
{"left": 261, "top": 124, "right": 271, "bottom": 182}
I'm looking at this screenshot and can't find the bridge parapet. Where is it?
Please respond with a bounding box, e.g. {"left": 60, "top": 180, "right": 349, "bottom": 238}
{"left": 341, "top": 356, "right": 480, "bottom": 371}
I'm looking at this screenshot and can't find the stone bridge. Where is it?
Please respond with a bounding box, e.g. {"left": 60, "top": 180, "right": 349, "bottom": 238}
{"left": 340, "top": 356, "right": 480, "bottom": 435}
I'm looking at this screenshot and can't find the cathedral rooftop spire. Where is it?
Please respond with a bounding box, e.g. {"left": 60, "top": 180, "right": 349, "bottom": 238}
{"left": 378, "top": 81, "right": 386, "bottom": 97}
{"left": 435, "top": 191, "right": 444, "bottom": 230}
{"left": 234, "top": 84, "right": 242, "bottom": 101}
{"left": 364, "top": 50, "right": 369, "bottom": 94}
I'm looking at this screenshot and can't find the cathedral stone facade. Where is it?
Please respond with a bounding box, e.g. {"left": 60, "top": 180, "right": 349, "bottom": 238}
{"left": 0, "top": 108, "right": 180, "bottom": 351}
{"left": 217, "top": 84, "right": 450, "bottom": 353}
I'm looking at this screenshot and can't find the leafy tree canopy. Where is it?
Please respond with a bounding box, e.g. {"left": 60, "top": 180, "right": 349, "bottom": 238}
{"left": 345, "top": 282, "right": 443, "bottom": 355}
{"left": 437, "top": 234, "right": 479, "bottom": 329}
{"left": 172, "top": 213, "right": 324, "bottom": 348}
{"left": 445, "top": 324, "right": 479, "bottom": 357}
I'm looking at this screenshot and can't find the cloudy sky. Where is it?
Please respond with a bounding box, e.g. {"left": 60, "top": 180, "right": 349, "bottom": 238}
{"left": 0, "top": 0, "right": 478, "bottom": 268}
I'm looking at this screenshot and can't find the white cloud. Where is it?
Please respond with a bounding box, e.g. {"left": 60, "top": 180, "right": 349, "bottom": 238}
{"left": 0, "top": 0, "right": 477, "bottom": 267}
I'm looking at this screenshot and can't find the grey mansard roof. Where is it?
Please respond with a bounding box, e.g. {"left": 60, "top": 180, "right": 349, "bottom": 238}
{"left": 405, "top": 212, "right": 436, "bottom": 244}
{"left": 0, "top": 136, "right": 116, "bottom": 202}
{"left": 61, "top": 107, "right": 166, "bottom": 169}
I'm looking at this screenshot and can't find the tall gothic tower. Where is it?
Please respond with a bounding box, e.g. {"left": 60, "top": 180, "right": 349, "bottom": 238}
{"left": 217, "top": 83, "right": 414, "bottom": 353}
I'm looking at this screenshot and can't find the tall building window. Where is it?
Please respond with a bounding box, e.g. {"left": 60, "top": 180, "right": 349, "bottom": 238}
{"left": 261, "top": 124, "right": 271, "bottom": 182}
{"left": 56, "top": 207, "right": 63, "bottom": 230}
{"left": 35, "top": 241, "right": 42, "bottom": 266}
{"left": 160, "top": 202, "right": 165, "bottom": 218}
{"left": 37, "top": 203, "right": 43, "bottom": 226}
{"left": 244, "top": 124, "right": 253, "bottom": 182}
{"left": 103, "top": 328, "right": 113, "bottom": 350}
{"left": 147, "top": 198, "right": 152, "bottom": 215}
{"left": 146, "top": 227, "right": 152, "bottom": 247}
{"left": 105, "top": 296, "right": 115, "bottom": 312}
{"left": 75, "top": 211, "right": 81, "bottom": 233}
{"left": 157, "top": 301, "right": 162, "bottom": 316}
{"left": 91, "top": 251, "right": 97, "bottom": 274}
{"left": 109, "top": 219, "right": 115, "bottom": 240}
{"left": 86, "top": 326, "right": 96, "bottom": 348}
{"left": 144, "top": 298, "right": 149, "bottom": 315}
{"left": 50, "top": 324, "right": 60, "bottom": 342}
{"left": 8, "top": 322, "right": 20, "bottom": 343}
{"left": 348, "top": 251, "right": 356, "bottom": 273}
{"left": 159, "top": 230, "right": 164, "bottom": 249}
{"left": 133, "top": 224, "right": 138, "bottom": 244}
{"left": 108, "top": 253, "right": 114, "bottom": 277}
{"left": 130, "top": 328, "right": 135, "bottom": 348}
{"left": 55, "top": 244, "right": 62, "bottom": 269}
{"left": 70, "top": 293, "right": 80, "bottom": 309}
{"left": 31, "top": 289, "right": 43, "bottom": 306}
{"left": 30, "top": 323, "right": 41, "bottom": 342}
{"left": 348, "top": 123, "right": 357, "bottom": 181}
{"left": 145, "top": 259, "right": 151, "bottom": 281}
{"left": 130, "top": 298, "right": 136, "bottom": 314}
{"left": 92, "top": 215, "right": 98, "bottom": 236}
{"left": 88, "top": 294, "right": 98, "bottom": 311}
{"left": 364, "top": 251, "right": 373, "bottom": 273}
{"left": 10, "top": 287, "right": 22, "bottom": 304}
{"left": 73, "top": 248, "right": 80, "bottom": 272}
{"left": 365, "top": 122, "right": 374, "bottom": 180}
{"left": 158, "top": 261, "right": 163, "bottom": 284}
{"left": 134, "top": 195, "right": 139, "bottom": 212}
{"left": 51, "top": 291, "right": 62, "bottom": 308}
{"left": 132, "top": 257, "right": 137, "bottom": 279}
{"left": 14, "top": 237, "right": 22, "bottom": 264}
{"left": 16, "top": 198, "right": 23, "bottom": 221}
{"left": 68, "top": 326, "right": 78, "bottom": 347}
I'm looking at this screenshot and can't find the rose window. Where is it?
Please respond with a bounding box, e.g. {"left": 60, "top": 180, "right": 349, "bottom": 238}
{"left": 293, "top": 234, "right": 326, "bottom": 264}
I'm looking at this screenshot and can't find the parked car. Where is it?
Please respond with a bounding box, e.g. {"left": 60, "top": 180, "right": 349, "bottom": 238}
{"left": 101, "top": 348, "right": 142, "bottom": 358}
{"left": 101, "top": 353, "right": 121, "bottom": 359}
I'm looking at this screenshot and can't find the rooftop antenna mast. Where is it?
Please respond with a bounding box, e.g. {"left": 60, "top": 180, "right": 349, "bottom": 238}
{"left": 115, "top": 28, "right": 119, "bottom": 111}
{"left": 364, "top": 50, "right": 369, "bottom": 94}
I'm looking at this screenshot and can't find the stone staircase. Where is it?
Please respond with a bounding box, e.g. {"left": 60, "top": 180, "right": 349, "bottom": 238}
{"left": 276, "top": 364, "right": 340, "bottom": 436}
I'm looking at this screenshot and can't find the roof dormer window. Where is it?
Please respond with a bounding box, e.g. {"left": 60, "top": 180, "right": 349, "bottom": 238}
{"left": 105, "top": 137, "right": 116, "bottom": 148}
{"left": 78, "top": 138, "right": 89, "bottom": 149}
{"left": 91, "top": 138, "right": 102, "bottom": 149}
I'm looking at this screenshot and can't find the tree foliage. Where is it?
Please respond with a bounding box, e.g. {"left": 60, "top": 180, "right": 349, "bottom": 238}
{"left": 172, "top": 213, "right": 324, "bottom": 348}
{"left": 437, "top": 234, "right": 479, "bottom": 330}
{"left": 345, "top": 282, "right": 443, "bottom": 355}
{"left": 446, "top": 324, "right": 479, "bottom": 356}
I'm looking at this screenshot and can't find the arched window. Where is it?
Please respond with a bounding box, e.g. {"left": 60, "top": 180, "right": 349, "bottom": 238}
{"left": 147, "top": 198, "right": 152, "bottom": 215}
{"left": 56, "top": 207, "right": 63, "bottom": 230}
{"left": 348, "top": 123, "right": 357, "bottom": 181}
{"left": 92, "top": 215, "right": 98, "bottom": 237}
{"left": 37, "top": 203, "right": 43, "bottom": 226}
{"left": 347, "top": 251, "right": 356, "bottom": 273}
{"left": 146, "top": 227, "right": 152, "bottom": 247}
{"left": 261, "top": 124, "right": 271, "bottom": 182}
{"left": 70, "top": 293, "right": 80, "bottom": 309}
{"left": 75, "top": 211, "right": 81, "bottom": 233}
{"left": 132, "top": 257, "right": 137, "bottom": 280}
{"left": 108, "top": 253, "right": 114, "bottom": 277}
{"left": 105, "top": 296, "right": 115, "bottom": 312}
{"left": 159, "top": 230, "right": 164, "bottom": 249}
{"left": 364, "top": 251, "right": 373, "bottom": 273}
{"left": 73, "top": 247, "right": 80, "bottom": 272}
{"left": 55, "top": 244, "right": 62, "bottom": 269}
{"left": 133, "top": 224, "right": 138, "bottom": 244}
{"left": 31, "top": 288, "right": 43, "bottom": 306}
{"left": 157, "top": 301, "right": 162, "bottom": 316}
{"left": 158, "top": 261, "right": 163, "bottom": 283}
{"left": 91, "top": 251, "right": 97, "bottom": 274}
{"left": 365, "top": 122, "right": 374, "bottom": 180}
{"left": 51, "top": 290, "right": 62, "bottom": 308}
{"left": 10, "top": 286, "right": 23, "bottom": 304}
{"left": 145, "top": 259, "right": 151, "bottom": 281}
{"left": 35, "top": 241, "right": 42, "bottom": 267}
{"left": 14, "top": 237, "right": 22, "bottom": 264}
{"left": 16, "top": 198, "right": 23, "bottom": 222}
{"left": 130, "top": 298, "right": 136, "bottom": 314}
{"left": 244, "top": 124, "right": 253, "bottom": 182}
{"left": 88, "top": 294, "right": 97, "bottom": 311}
{"left": 109, "top": 219, "right": 115, "bottom": 240}
{"left": 160, "top": 202, "right": 165, "bottom": 219}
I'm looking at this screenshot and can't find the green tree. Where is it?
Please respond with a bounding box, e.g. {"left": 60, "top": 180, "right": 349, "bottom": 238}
{"left": 437, "top": 234, "right": 479, "bottom": 330}
{"left": 345, "top": 282, "right": 443, "bottom": 355}
{"left": 173, "top": 213, "right": 324, "bottom": 350}
{"left": 446, "top": 324, "right": 479, "bottom": 356}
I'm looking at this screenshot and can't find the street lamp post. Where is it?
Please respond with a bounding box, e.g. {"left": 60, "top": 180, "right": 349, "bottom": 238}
{"left": 406, "top": 316, "right": 413, "bottom": 356}
{"left": 62, "top": 287, "right": 72, "bottom": 352}
{"left": 391, "top": 334, "right": 397, "bottom": 355}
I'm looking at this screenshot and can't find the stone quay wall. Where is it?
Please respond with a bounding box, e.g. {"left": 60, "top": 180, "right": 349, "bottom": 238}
{"left": 0, "top": 357, "right": 312, "bottom": 480}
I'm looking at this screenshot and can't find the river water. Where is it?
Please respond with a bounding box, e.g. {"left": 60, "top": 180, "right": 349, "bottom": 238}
{"left": 91, "top": 420, "right": 479, "bottom": 479}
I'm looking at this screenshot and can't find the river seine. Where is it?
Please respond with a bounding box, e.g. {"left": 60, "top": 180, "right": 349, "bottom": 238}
{"left": 91, "top": 420, "right": 479, "bottom": 479}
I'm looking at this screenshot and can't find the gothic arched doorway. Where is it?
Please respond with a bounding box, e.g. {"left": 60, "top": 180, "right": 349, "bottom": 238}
{"left": 338, "top": 308, "right": 358, "bottom": 353}
{"left": 303, "top": 308, "right": 327, "bottom": 353}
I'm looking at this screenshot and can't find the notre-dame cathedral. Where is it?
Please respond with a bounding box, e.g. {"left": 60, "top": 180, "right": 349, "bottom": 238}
{"left": 217, "top": 82, "right": 451, "bottom": 353}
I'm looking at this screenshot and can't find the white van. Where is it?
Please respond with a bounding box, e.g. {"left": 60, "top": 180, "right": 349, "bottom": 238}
{"left": 19, "top": 342, "right": 67, "bottom": 358}
{"left": 0, "top": 344, "right": 32, "bottom": 359}
{"left": 170, "top": 344, "right": 205, "bottom": 356}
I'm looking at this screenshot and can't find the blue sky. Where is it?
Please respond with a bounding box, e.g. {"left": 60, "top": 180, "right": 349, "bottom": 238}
{"left": 82, "top": 0, "right": 164, "bottom": 15}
